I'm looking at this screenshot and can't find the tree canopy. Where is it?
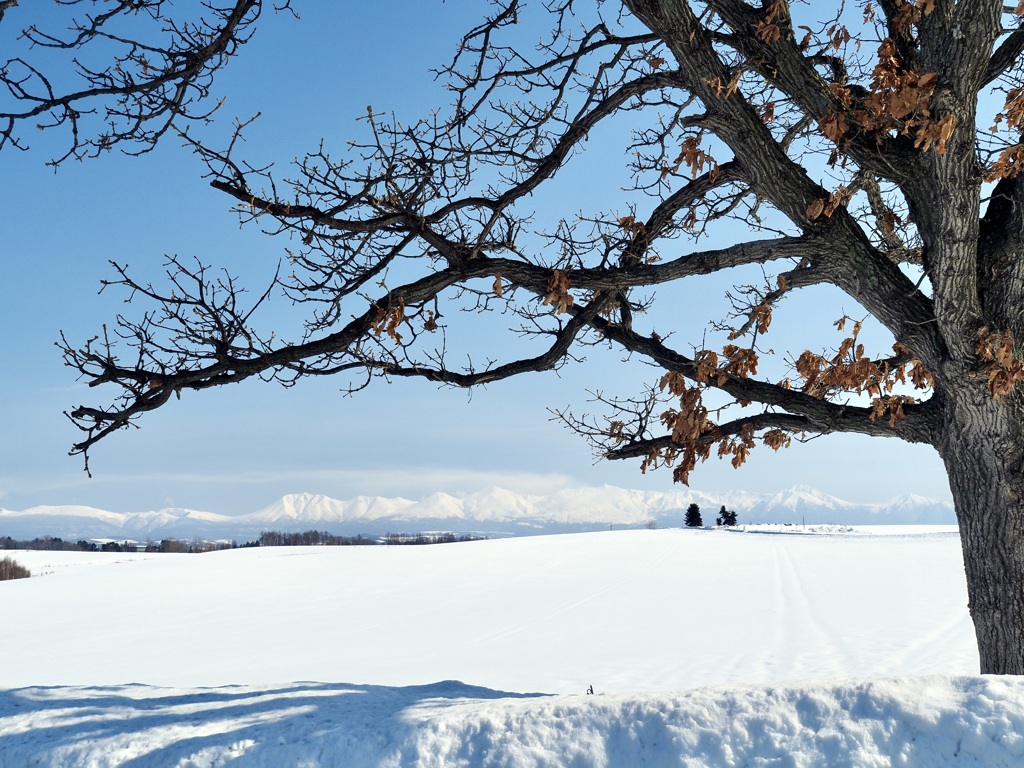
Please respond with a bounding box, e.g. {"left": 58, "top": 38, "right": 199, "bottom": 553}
{"left": 39, "top": 0, "right": 1024, "bottom": 674}
{"left": 58, "top": 0, "right": 1019, "bottom": 470}
{"left": 0, "top": 0, "right": 267, "bottom": 166}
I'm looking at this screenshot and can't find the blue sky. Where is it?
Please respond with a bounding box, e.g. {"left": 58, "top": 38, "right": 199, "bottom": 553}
{"left": 0, "top": 2, "right": 952, "bottom": 514}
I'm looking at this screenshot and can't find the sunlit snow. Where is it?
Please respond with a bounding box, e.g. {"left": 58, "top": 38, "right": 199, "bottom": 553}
{"left": 2, "top": 526, "right": 1021, "bottom": 766}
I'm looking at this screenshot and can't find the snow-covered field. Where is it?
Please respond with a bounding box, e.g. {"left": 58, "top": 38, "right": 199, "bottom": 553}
{"left": 2, "top": 526, "right": 1022, "bottom": 766}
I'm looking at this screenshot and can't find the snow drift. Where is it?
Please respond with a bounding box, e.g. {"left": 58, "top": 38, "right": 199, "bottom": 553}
{"left": 3, "top": 677, "right": 1023, "bottom": 767}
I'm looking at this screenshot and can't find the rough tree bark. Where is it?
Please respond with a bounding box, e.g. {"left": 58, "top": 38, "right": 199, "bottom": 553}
{"left": 56, "top": 1, "right": 1024, "bottom": 673}
{"left": 938, "top": 385, "right": 1024, "bottom": 674}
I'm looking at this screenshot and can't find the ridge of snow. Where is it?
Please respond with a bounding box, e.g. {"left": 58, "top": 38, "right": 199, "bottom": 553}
{"left": 759, "top": 484, "right": 854, "bottom": 512}
{"left": 5, "top": 676, "right": 1023, "bottom": 768}
{"left": 1, "top": 504, "right": 128, "bottom": 524}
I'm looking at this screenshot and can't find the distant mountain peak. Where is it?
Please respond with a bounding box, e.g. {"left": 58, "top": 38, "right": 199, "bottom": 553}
{"left": 0, "top": 485, "right": 955, "bottom": 541}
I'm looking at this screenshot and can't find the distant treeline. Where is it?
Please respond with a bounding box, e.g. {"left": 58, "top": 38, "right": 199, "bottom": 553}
{"left": 0, "top": 530, "right": 484, "bottom": 552}
{"left": 2, "top": 535, "right": 128, "bottom": 552}
{"left": 258, "top": 530, "right": 483, "bottom": 546}
{"left": 0, "top": 535, "right": 243, "bottom": 553}
{"left": 380, "top": 531, "right": 484, "bottom": 545}
{"left": 0, "top": 555, "right": 31, "bottom": 580}
{"left": 257, "top": 531, "right": 377, "bottom": 547}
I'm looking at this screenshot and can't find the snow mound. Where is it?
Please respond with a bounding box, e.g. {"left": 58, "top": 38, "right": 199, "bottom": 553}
{"left": 3, "top": 676, "right": 1022, "bottom": 767}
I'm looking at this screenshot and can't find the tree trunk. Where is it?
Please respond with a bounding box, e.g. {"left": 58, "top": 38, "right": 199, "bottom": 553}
{"left": 939, "top": 387, "right": 1024, "bottom": 674}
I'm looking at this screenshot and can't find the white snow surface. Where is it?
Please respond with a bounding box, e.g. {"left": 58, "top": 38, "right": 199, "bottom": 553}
{"left": 3, "top": 526, "right": 1020, "bottom": 766}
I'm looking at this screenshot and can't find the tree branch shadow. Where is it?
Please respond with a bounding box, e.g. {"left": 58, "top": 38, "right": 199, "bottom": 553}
{"left": 0, "top": 680, "right": 549, "bottom": 766}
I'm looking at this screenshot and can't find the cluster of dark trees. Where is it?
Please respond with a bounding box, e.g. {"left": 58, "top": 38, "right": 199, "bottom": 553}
{"left": 1, "top": 531, "right": 485, "bottom": 552}
{"left": 382, "top": 532, "right": 484, "bottom": 545}
{"left": 215, "top": 530, "right": 485, "bottom": 547}
{"left": 684, "top": 504, "right": 738, "bottom": 528}
{"left": 0, "top": 535, "right": 241, "bottom": 553}
{"left": 256, "top": 531, "right": 376, "bottom": 547}
{"left": 195, "top": 530, "right": 488, "bottom": 546}
{"left": 2, "top": 535, "right": 106, "bottom": 552}
{"left": 0, "top": 556, "right": 31, "bottom": 581}
{"left": 256, "top": 530, "right": 484, "bottom": 546}
{"left": 149, "top": 538, "right": 245, "bottom": 553}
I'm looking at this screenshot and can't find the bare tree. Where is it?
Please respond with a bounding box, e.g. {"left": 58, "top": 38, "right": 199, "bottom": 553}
{"left": 0, "top": 0, "right": 270, "bottom": 166}
{"left": 61, "top": 0, "right": 1024, "bottom": 674}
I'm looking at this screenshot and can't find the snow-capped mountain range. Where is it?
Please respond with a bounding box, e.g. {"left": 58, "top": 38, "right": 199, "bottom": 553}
{"left": 0, "top": 484, "right": 955, "bottom": 541}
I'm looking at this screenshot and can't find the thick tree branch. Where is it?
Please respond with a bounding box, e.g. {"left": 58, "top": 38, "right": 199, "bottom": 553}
{"left": 604, "top": 407, "right": 928, "bottom": 463}
{"left": 705, "top": 0, "right": 921, "bottom": 181}
{"left": 985, "top": 26, "right": 1024, "bottom": 86}
{"left": 623, "top": 0, "right": 943, "bottom": 367}
{"left": 588, "top": 313, "right": 938, "bottom": 445}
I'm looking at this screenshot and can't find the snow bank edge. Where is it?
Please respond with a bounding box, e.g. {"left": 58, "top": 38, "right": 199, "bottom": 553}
{"left": 3, "top": 675, "right": 1023, "bottom": 767}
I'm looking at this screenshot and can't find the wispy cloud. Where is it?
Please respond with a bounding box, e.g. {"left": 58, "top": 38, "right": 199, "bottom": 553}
{"left": 0, "top": 466, "right": 584, "bottom": 514}
{"left": 107, "top": 466, "right": 581, "bottom": 497}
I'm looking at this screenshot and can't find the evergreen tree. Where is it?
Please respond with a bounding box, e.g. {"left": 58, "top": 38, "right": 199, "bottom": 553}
{"left": 684, "top": 503, "right": 703, "bottom": 528}
{"left": 716, "top": 506, "right": 738, "bottom": 527}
